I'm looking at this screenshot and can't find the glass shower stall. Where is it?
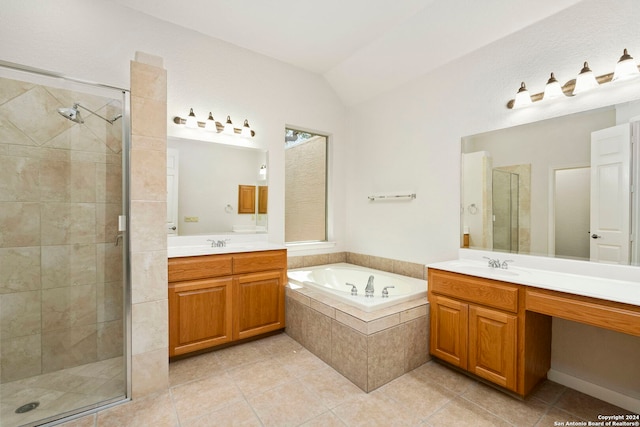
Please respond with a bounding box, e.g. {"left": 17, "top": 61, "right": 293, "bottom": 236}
{"left": 0, "top": 64, "right": 129, "bottom": 426}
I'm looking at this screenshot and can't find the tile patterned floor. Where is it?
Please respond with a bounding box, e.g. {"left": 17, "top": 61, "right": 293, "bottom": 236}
{"left": 50, "top": 333, "right": 634, "bottom": 427}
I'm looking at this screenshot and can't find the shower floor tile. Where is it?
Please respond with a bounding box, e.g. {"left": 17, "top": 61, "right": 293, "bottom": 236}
{"left": 0, "top": 356, "right": 124, "bottom": 427}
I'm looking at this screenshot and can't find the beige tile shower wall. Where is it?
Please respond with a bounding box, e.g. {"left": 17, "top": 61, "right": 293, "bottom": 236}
{"left": 0, "top": 76, "right": 124, "bottom": 382}
{"left": 130, "top": 53, "right": 169, "bottom": 397}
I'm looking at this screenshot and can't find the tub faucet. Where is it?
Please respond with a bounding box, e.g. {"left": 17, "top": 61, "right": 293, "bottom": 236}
{"left": 365, "top": 275, "right": 375, "bottom": 298}
{"left": 345, "top": 283, "right": 358, "bottom": 296}
{"left": 381, "top": 285, "right": 395, "bottom": 298}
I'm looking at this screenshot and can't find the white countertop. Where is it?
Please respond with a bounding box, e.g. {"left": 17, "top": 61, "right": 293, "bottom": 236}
{"left": 427, "top": 259, "right": 640, "bottom": 307}
{"left": 168, "top": 234, "right": 285, "bottom": 258}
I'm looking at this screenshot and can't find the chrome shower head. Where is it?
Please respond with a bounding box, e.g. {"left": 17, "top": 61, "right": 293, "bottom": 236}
{"left": 57, "top": 102, "right": 121, "bottom": 125}
{"left": 57, "top": 104, "right": 84, "bottom": 123}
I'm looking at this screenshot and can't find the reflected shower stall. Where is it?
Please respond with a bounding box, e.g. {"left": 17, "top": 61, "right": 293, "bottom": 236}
{"left": 492, "top": 169, "right": 520, "bottom": 253}
{"left": 0, "top": 66, "right": 129, "bottom": 426}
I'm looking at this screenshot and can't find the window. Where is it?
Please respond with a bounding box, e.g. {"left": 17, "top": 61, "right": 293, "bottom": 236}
{"left": 284, "top": 128, "right": 327, "bottom": 243}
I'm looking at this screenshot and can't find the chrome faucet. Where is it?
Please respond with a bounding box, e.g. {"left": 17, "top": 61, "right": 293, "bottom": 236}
{"left": 345, "top": 283, "right": 358, "bottom": 296}
{"left": 365, "top": 275, "right": 375, "bottom": 298}
{"left": 207, "top": 238, "right": 230, "bottom": 248}
{"left": 483, "top": 256, "right": 514, "bottom": 269}
{"left": 381, "top": 285, "right": 395, "bottom": 298}
{"left": 483, "top": 256, "right": 501, "bottom": 268}
{"left": 501, "top": 260, "right": 514, "bottom": 270}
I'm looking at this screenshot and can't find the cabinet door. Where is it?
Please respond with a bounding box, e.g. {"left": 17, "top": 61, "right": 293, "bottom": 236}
{"left": 233, "top": 270, "right": 285, "bottom": 340}
{"left": 468, "top": 305, "right": 517, "bottom": 391}
{"left": 238, "top": 185, "right": 256, "bottom": 214}
{"left": 169, "top": 277, "right": 233, "bottom": 357}
{"left": 430, "top": 295, "right": 468, "bottom": 369}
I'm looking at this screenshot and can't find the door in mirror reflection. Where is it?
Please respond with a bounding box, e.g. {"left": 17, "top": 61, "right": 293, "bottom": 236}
{"left": 590, "top": 124, "right": 632, "bottom": 264}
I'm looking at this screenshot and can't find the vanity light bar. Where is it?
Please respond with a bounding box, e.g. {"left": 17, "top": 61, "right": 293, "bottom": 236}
{"left": 508, "top": 48, "right": 640, "bottom": 109}
{"left": 173, "top": 110, "right": 256, "bottom": 137}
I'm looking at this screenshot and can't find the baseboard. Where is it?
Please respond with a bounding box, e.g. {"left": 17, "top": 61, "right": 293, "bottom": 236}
{"left": 548, "top": 369, "right": 640, "bottom": 414}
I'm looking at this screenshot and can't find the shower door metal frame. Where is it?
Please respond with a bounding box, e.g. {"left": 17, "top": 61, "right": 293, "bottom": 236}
{"left": 0, "top": 60, "right": 132, "bottom": 424}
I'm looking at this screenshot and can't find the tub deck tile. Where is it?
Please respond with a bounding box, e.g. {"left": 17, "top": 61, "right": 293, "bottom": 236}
{"left": 309, "top": 299, "right": 336, "bottom": 319}
{"left": 334, "top": 311, "right": 367, "bottom": 335}
{"left": 366, "top": 313, "right": 400, "bottom": 335}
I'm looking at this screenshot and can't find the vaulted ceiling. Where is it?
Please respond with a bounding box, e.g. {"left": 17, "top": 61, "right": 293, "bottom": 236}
{"left": 108, "top": 0, "right": 584, "bottom": 105}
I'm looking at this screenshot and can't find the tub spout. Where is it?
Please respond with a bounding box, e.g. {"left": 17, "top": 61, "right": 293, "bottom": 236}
{"left": 365, "top": 275, "right": 375, "bottom": 298}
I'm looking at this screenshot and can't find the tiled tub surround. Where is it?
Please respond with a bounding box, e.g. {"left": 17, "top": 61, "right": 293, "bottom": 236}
{"left": 288, "top": 251, "right": 426, "bottom": 280}
{"left": 288, "top": 263, "right": 427, "bottom": 312}
{"left": 286, "top": 270, "right": 429, "bottom": 392}
{"left": 0, "top": 76, "right": 124, "bottom": 383}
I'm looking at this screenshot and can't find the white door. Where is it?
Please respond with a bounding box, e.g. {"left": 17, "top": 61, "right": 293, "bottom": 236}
{"left": 590, "top": 124, "right": 631, "bottom": 264}
{"left": 167, "top": 148, "right": 179, "bottom": 235}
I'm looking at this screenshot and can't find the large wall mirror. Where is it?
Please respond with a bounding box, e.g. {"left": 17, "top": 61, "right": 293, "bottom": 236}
{"left": 167, "top": 137, "right": 268, "bottom": 235}
{"left": 461, "top": 99, "right": 640, "bottom": 266}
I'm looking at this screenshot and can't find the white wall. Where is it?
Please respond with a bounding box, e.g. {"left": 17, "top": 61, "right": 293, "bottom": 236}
{"left": 346, "top": 0, "right": 640, "bottom": 264}
{"left": 346, "top": 0, "right": 640, "bottom": 410}
{"left": 0, "top": 0, "right": 348, "bottom": 250}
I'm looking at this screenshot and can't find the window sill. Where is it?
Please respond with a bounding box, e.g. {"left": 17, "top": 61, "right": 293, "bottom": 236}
{"left": 285, "top": 241, "right": 337, "bottom": 252}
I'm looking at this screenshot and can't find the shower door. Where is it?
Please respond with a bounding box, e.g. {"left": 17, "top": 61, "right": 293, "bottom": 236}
{"left": 0, "top": 66, "right": 129, "bottom": 426}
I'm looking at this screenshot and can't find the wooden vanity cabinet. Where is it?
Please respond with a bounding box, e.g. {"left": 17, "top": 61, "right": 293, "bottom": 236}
{"left": 428, "top": 268, "right": 550, "bottom": 396}
{"left": 169, "top": 249, "right": 286, "bottom": 357}
{"left": 169, "top": 277, "right": 234, "bottom": 356}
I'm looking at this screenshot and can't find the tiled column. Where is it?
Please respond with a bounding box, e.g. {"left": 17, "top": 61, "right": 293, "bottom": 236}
{"left": 130, "top": 52, "right": 169, "bottom": 397}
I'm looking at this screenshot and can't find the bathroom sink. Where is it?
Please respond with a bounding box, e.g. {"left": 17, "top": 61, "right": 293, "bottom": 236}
{"left": 461, "top": 266, "right": 520, "bottom": 277}
{"left": 439, "top": 261, "right": 524, "bottom": 277}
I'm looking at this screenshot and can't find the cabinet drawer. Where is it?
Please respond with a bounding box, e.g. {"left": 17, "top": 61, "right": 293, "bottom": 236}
{"left": 169, "top": 255, "right": 233, "bottom": 282}
{"left": 233, "top": 250, "right": 286, "bottom": 274}
{"left": 526, "top": 288, "right": 640, "bottom": 337}
{"left": 428, "top": 269, "right": 519, "bottom": 313}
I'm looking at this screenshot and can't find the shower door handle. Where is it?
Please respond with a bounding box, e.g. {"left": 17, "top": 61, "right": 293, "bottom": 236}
{"left": 591, "top": 233, "right": 602, "bottom": 239}
{"left": 115, "top": 234, "right": 124, "bottom": 246}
